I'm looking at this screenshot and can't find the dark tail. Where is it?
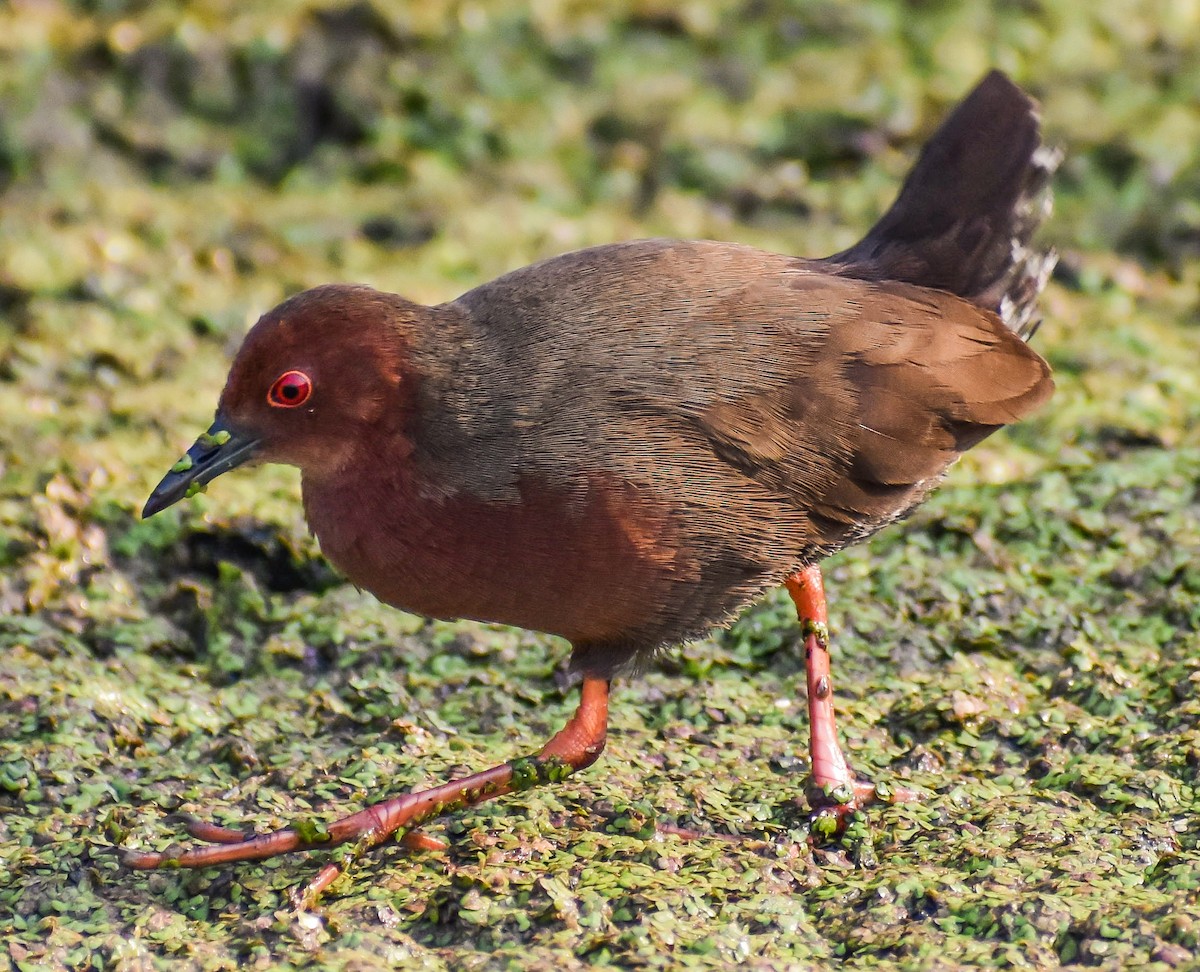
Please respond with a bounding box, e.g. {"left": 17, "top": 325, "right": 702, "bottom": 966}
{"left": 827, "top": 70, "right": 1060, "bottom": 340}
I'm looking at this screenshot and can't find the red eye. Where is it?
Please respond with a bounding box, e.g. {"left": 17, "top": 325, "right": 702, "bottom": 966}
{"left": 267, "top": 370, "right": 313, "bottom": 408}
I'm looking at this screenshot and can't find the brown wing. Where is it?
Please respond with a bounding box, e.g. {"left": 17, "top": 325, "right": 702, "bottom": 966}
{"left": 697, "top": 275, "right": 1053, "bottom": 548}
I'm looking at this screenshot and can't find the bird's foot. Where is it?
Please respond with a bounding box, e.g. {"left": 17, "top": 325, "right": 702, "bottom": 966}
{"left": 801, "top": 776, "right": 918, "bottom": 841}
{"left": 121, "top": 807, "right": 451, "bottom": 909}
{"left": 122, "top": 678, "right": 611, "bottom": 907}
{"left": 120, "top": 806, "right": 448, "bottom": 871}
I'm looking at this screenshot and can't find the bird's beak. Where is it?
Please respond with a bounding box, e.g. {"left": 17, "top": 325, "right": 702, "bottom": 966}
{"left": 142, "top": 415, "right": 261, "bottom": 519}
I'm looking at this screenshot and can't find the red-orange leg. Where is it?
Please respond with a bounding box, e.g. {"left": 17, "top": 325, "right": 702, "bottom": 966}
{"left": 784, "top": 566, "right": 897, "bottom": 819}
{"left": 123, "top": 677, "right": 610, "bottom": 903}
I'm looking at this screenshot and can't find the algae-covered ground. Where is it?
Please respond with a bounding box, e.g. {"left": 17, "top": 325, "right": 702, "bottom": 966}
{"left": 3, "top": 2, "right": 1200, "bottom": 969}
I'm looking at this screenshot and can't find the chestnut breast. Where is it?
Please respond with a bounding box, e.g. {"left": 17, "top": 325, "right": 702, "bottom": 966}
{"left": 302, "top": 462, "right": 687, "bottom": 646}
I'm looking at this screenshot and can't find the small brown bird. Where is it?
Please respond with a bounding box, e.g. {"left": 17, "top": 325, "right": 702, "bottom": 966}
{"left": 131, "top": 71, "right": 1057, "bottom": 895}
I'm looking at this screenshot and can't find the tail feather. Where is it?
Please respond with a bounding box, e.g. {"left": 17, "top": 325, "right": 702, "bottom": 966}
{"left": 827, "top": 70, "right": 1059, "bottom": 340}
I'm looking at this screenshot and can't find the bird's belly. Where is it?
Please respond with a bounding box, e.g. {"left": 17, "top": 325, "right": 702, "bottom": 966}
{"left": 303, "top": 472, "right": 685, "bottom": 645}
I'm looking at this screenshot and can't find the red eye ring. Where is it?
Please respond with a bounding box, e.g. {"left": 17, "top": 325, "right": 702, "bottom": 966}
{"left": 267, "top": 370, "right": 313, "bottom": 408}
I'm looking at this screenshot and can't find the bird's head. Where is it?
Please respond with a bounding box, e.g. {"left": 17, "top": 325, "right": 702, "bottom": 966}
{"left": 143, "top": 284, "right": 419, "bottom": 518}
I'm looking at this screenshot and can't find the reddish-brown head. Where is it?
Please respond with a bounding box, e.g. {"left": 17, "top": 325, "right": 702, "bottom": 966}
{"left": 143, "top": 284, "right": 419, "bottom": 517}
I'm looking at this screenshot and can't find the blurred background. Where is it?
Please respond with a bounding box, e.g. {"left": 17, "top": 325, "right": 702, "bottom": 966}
{"left": 3, "top": 2, "right": 1200, "bottom": 969}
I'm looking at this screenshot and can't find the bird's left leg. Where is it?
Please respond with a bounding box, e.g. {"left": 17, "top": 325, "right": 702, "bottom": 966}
{"left": 784, "top": 565, "right": 912, "bottom": 827}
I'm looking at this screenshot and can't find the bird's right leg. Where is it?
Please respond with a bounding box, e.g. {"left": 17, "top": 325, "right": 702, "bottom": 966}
{"left": 123, "top": 677, "right": 610, "bottom": 905}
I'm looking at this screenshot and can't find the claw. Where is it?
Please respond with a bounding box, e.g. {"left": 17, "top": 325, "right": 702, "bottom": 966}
{"left": 399, "top": 829, "right": 449, "bottom": 852}
{"left": 182, "top": 817, "right": 255, "bottom": 845}
{"left": 295, "top": 862, "right": 344, "bottom": 910}
{"left": 121, "top": 847, "right": 178, "bottom": 870}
